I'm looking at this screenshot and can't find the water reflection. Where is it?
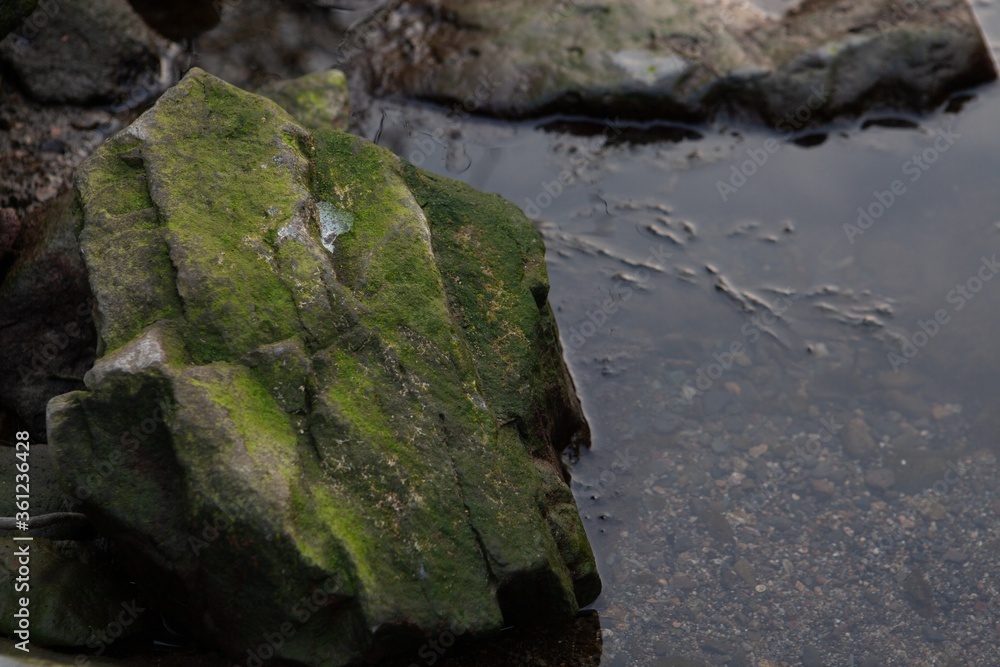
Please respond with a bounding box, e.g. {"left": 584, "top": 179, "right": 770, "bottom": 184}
{"left": 360, "top": 13, "right": 1000, "bottom": 658}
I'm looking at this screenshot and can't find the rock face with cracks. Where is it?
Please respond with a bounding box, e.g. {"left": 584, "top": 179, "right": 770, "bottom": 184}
{"left": 46, "top": 69, "right": 599, "bottom": 666}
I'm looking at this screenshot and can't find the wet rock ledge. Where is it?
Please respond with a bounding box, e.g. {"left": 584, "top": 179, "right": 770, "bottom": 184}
{"left": 41, "top": 69, "right": 599, "bottom": 665}
{"left": 359, "top": 0, "right": 997, "bottom": 127}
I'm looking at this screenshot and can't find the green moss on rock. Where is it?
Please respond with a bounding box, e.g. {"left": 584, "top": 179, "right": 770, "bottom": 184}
{"left": 259, "top": 70, "right": 351, "bottom": 133}
{"left": 48, "top": 69, "right": 597, "bottom": 666}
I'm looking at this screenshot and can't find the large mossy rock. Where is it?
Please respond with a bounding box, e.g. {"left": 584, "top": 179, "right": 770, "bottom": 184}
{"left": 359, "top": 0, "right": 996, "bottom": 126}
{"left": 46, "top": 69, "right": 598, "bottom": 666}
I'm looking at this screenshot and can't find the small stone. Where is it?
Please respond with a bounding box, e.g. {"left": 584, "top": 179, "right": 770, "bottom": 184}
{"left": 810, "top": 460, "right": 833, "bottom": 479}
{"left": 811, "top": 479, "right": 835, "bottom": 497}
{"left": 699, "top": 638, "right": 730, "bottom": 655}
{"left": 923, "top": 628, "right": 946, "bottom": 643}
{"left": 70, "top": 110, "right": 113, "bottom": 130}
{"left": 710, "top": 437, "right": 731, "bottom": 454}
{"left": 703, "top": 387, "right": 733, "bottom": 415}
{"left": 801, "top": 645, "right": 826, "bottom": 667}
{"left": 901, "top": 567, "right": 936, "bottom": 617}
{"left": 843, "top": 417, "right": 876, "bottom": 460}
{"left": 40, "top": 137, "right": 66, "bottom": 154}
{"left": 931, "top": 403, "right": 961, "bottom": 420}
{"left": 642, "top": 494, "right": 667, "bottom": 513}
{"left": 35, "top": 182, "right": 59, "bottom": 202}
{"left": 914, "top": 497, "right": 948, "bottom": 521}
{"left": 734, "top": 558, "right": 757, "bottom": 587}
{"left": 674, "top": 535, "right": 695, "bottom": 552}
{"left": 865, "top": 467, "right": 895, "bottom": 492}
{"left": 942, "top": 549, "right": 968, "bottom": 564}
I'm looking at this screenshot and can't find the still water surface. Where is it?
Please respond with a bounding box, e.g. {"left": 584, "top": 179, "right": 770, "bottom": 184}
{"left": 358, "top": 4, "right": 1000, "bottom": 664}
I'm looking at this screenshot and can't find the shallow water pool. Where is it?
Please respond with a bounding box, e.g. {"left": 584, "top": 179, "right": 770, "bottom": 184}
{"left": 355, "top": 5, "right": 1000, "bottom": 663}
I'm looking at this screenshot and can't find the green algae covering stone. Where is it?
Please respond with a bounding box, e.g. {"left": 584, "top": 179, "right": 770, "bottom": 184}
{"left": 46, "top": 69, "right": 598, "bottom": 666}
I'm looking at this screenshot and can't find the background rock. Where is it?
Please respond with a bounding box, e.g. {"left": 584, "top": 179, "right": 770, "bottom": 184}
{"left": 258, "top": 70, "right": 351, "bottom": 132}
{"left": 0, "top": 0, "right": 167, "bottom": 106}
{"left": 0, "top": 445, "right": 143, "bottom": 649}
{"left": 0, "top": 193, "right": 96, "bottom": 438}
{"left": 357, "top": 0, "right": 996, "bottom": 126}
{"left": 0, "top": 0, "right": 37, "bottom": 39}
{"left": 125, "top": 0, "right": 220, "bottom": 41}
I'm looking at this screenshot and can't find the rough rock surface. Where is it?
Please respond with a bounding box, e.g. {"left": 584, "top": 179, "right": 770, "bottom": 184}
{"left": 358, "top": 0, "right": 997, "bottom": 126}
{"left": 47, "top": 69, "right": 598, "bottom": 665}
{"left": 0, "top": 445, "right": 142, "bottom": 648}
{"left": 0, "top": 0, "right": 166, "bottom": 105}
{"left": 258, "top": 69, "right": 351, "bottom": 133}
{"left": 0, "top": 193, "right": 97, "bottom": 437}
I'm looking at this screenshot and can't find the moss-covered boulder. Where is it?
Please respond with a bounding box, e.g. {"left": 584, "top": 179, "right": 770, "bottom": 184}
{"left": 46, "top": 68, "right": 598, "bottom": 666}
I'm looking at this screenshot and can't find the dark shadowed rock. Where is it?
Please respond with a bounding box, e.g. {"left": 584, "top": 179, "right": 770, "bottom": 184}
{"left": 0, "top": 193, "right": 97, "bottom": 437}
{"left": 0, "top": 0, "right": 166, "bottom": 105}
{"left": 126, "top": 0, "right": 220, "bottom": 41}
{"left": 0, "top": 0, "right": 37, "bottom": 39}
{"left": 0, "top": 445, "right": 143, "bottom": 647}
